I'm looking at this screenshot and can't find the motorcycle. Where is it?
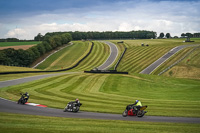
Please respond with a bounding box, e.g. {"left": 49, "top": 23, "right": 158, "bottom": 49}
{"left": 122, "top": 105, "right": 147, "bottom": 117}
{"left": 63, "top": 102, "right": 82, "bottom": 113}
{"left": 18, "top": 93, "right": 29, "bottom": 104}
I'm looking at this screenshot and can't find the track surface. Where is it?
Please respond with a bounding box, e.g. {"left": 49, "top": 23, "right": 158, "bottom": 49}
{"left": 97, "top": 41, "right": 118, "bottom": 70}
{"left": 0, "top": 72, "right": 80, "bottom": 88}
{"left": 1, "top": 98, "right": 200, "bottom": 123}
{"left": 140, "top": 44, "right": 200, "bottom": 74}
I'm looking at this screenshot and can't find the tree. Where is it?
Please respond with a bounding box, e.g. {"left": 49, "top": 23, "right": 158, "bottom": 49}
{"left": 166, "top": 33, "right": 171, "bottom": 38}
{"left": 0, "top": 50, "right": 9, "bottom": 65}
{"left": 34, "top": 33, "right": 44, "bottom": 41}
{"left": 43, "top": 41, "right": 52, "bottom": 52}
{"left": 181, "top": 33, "right": 186, "bottom": 37}
{"left": 30, "top": 46, "right": 40, "bottom": 60}
{"left": 159, "top": 32, "right": 164, "bottom": 38}
{"left": 193, "top": 33, "right": 200, "bottom": 38}
{"left": 185, "top": 33, "right": 193, "bottom": 38}
{"left": 37, "top": 43, "right": 46, "bottom": 55}
{"left": 146, "top": 33, "right": 155, "bottom": 39}
{"left": 174, "top": 36, "right": 178, "bottom": 38}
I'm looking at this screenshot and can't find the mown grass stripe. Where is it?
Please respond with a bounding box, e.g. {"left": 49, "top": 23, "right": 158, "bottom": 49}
{"left": 72, "top": 41, "right": 109, "bottom": 71}
{"left": 72, "top": 42, "right": 101, "bottom": 71}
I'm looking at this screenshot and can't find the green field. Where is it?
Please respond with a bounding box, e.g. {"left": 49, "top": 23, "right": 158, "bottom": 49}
{"left": 36, "top": 41, "right": 90, "bottom": 70}
{"left": 36, "top": 41, "right": 110, "bottom": 71}
{"left": 0, "top": 65, "right": 39, "bottom": 72}
{"left": 111, "top": 38, "right": 200, "bottom": 76}
{"left": 111, "top": 38, "right": 200, "bottom": 47}
{"left": 0, "top": 73, "right": 199, "bottom": 117}
{"left": 0, "top": 41, "right": 40, "bottom": 47}
{"left": 162, "top": 47, "right": 200, "bottom": 79}
{"left": 69, "top": 41, "right": 110, "bottom": 71}
{"left": 1, "top": 113, "right": 199, "bottom": 133}
{"left": 0, "top": 38, "right": 200, "bottom": 132}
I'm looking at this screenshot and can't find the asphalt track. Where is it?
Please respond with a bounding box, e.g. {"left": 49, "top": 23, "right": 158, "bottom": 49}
{"left": 97, "top": 41, "right": 118, "bottom": 70}
{"left": 0, "top": 72, "right": 80, "bottom": 88}
{"left": 140, "top": 44, "right": 200, "bottom": 74}
{"left": 1, "top": 98, "right": 200, "bottom": 123}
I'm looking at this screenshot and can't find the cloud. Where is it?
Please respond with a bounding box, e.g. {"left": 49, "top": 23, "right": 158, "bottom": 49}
{"left": 1, "top": 0, "right": 200, "bottom": 39}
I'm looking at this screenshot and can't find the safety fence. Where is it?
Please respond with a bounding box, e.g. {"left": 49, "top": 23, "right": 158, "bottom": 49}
{"left": 84, "top": 70, "right": 128, "bottom": 74}
{"left": 114, "top": 47, "right": 127, "bottom": 70}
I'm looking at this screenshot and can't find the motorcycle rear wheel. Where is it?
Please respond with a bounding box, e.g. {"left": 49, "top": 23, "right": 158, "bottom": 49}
{"left": 137, "top": 110, "right": 145, "bottom": 117}
{"left": 73, "top": 106, "right": 79, "bottom": 113}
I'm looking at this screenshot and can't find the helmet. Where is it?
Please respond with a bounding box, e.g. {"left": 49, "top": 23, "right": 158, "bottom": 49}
{"left": 135, "top": 100, "right": 139, "bottom": 103}
{"left": 25, "top": 92, "right": 29, "bottom": 96}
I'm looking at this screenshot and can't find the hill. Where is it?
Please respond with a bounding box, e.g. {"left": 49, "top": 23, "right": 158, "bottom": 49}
{"left": 111, "top": 38, "right": 200, "bottom": 78}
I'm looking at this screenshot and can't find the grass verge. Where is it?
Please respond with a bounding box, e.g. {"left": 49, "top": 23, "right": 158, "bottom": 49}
{"left": 0, "top": 112, "right": 199, "bottom": 133}
{"left": 36, "top": 41, "right": 90, "bottom": 70}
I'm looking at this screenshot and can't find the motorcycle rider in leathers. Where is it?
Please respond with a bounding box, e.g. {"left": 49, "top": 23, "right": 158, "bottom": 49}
{"left": 126, "top": 100, "right": 142, "bottom": 114}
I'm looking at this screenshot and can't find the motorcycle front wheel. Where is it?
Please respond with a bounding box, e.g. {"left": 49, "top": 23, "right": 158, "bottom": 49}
{"left": 17, "top": 99, "right": 21, "bottom": 104}
{"left": 122, "top": 110, "right": 128, "bottom": 117}
{"left": 63, "top": 106, "right": 68, "bottom": 112}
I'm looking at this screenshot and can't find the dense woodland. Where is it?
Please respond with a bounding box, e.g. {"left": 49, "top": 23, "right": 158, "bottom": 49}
{"left": 0, "top": 33, "right": 72, "bottom": 67}
{"left": 47, "top": 30, "right": 157, "bottom": 40}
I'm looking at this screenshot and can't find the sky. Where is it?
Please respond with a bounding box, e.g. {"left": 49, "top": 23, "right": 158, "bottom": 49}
{"left": 0, "top": 0, "right": 200, "bottom": 39}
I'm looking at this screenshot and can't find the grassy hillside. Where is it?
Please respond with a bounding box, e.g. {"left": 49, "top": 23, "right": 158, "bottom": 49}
{"left": 36, "top": 41, "right": 90, "bottom": 70}
{"left": 0, "top": 41, "right": 40, "bottom": 47}
{"left": 111, "top": 38, "right": 200, "bottom": 76}
{"left": 116, "top": 45, "right": 173, "bottom": 73}
{"left": 0, "top": 65, "right": 39, "bottom": 72}
{"left": 162, "top": 47, "right": 200, "bottom": 79}
{"left": 1, "top": 113, "right": 199, "bottom": 133}
{"left": 71, "top": 41, "right": 110, "bottom": 71}
{"left": 0, "top": 73, "right": 199, "bottom": 117}
{"left": 36, "top": 41, "right": 110, "bottom": 71}
{"left": 111, "top": 38, "right": 200, "bottom": 47}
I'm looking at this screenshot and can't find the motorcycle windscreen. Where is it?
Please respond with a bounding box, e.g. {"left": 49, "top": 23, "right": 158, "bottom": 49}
{"left": 140, "top": 106, "right": 147, "bottom": 110}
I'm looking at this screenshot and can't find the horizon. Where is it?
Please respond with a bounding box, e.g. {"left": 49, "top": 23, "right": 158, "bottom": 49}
{"left": 0, "top": 0, "right": 200, "bottom": 40}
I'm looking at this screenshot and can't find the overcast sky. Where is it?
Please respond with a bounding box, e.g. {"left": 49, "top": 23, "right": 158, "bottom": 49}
{"left": 0, "top": 0, "right": 200, "bottom": 39}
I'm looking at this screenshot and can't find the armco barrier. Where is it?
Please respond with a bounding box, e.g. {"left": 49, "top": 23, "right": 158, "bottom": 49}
{"left": 114, "top": 47, "right": 127, "bottom": 70}
{"left": 0, "top": 43, "right": 94, "bottom": 75}
{"left": 84, "top": 70, "right": 128, "bottom": 74}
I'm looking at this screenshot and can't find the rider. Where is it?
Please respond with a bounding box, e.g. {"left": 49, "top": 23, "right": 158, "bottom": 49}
{"left": 23, "top": 92, "right": 29, "bottom": 102}
{"left": 75, "top": 98, "right": 81, "bottom": 106}
{"left": 68, "top": 98, "right": 81, "bottom": 110}
{"left": 126, "top": 100, "right": 142, "bottom": 114}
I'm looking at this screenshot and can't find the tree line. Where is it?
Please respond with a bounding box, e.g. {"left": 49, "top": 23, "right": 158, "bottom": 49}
{"left": 0, "top": 38, "right": 35, "bottom": 42}
{"left": 37, "top": 30, "right": 157, "bottom": 41}
{"left": 158, "top": 32, "right": 200, "bottom": 38}
{"left": 181, "top": 33, "right": 200, "bottom": 38}
{"left": 0, "top": 33, "right": 72, "bottom": 67}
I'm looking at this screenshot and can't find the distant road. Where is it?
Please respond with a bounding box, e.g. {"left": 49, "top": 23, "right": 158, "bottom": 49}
{"left": 0, "top": 72, "right": 80, "bottom": 88}
{"left": 140, "top": 44, "right": 200, "bottom": 74}
{"left": 1, "top": 98, "right": 199, "bottom": 123}
{"left": 97, "top": 41, "right": 118, "bottom": 70}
